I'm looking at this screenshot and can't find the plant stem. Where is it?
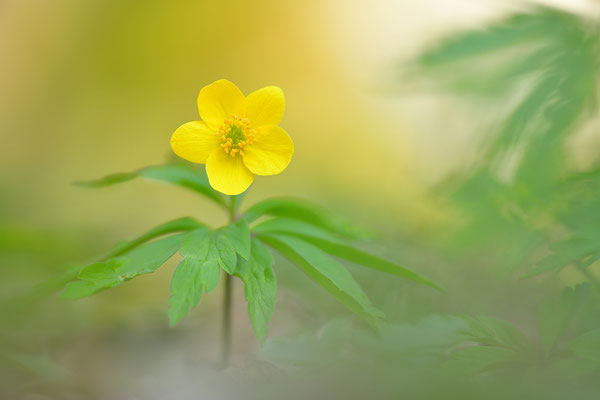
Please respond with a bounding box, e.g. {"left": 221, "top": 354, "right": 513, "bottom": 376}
{"left": 221, "top": 195, "right": 237, "bottom": 367}
{"left": 221, "top": 272, "right": 233, "bottom": 367}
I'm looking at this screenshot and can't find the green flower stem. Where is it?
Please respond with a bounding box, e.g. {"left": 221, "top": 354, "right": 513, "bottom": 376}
{"left": 222, "top": 271, "right": 233, "bottom": 367}
{"left": 221, "top": 195, "right": 238, "bottom": 367}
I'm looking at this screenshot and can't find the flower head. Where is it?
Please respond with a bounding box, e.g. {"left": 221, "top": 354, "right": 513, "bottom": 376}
{"left": 170, "top": 79, "right": 294, "bottom": 195}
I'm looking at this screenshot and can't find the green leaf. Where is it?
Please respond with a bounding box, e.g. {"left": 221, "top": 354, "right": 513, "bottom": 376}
{"left": 258, "top": 234, "right": 383, "bottom": 327}
{"left": 539, "top": 284, "right": 590, "bottom": 356}
{"left": 213, "top": 233, "right": 237, "bottom": 274}
{"left": 463, "top": 316, "right": 531, "bottom": 352}
{"left": 243, "top": 198, "right": 367, "bottom": 239}
{"left": 106, "top": 217, "right": 206, "bottom": 259}
{"left": 253, "top": 218, "right": 440, "bottom": 290}
{"left": 181, "top": 229, "right": 237, "bottom": 274}
{"left": 418, "top": 12, "right": 554, "bottom": 67}
{"left": 168, "top": 258, "right": 220, "bottom": 327}
{"left": 62, "top": 261, "right": 123, "bottom": 299}
{"left": 570, "top": 329, "right": 600, "bottom": 362}
{"left": 525, "top": 236, "right": 600, "bottom": 278}
{"left": 220, "top": 219, "right": 251, "bottom": 260}
{"left": 76, "top": 164, "right": 225, "bottom": 206}
{"left": 62, "top": 233, "right": 186, "bottom": 299}
{"left": 252, "top": 218, "right": 340, "bottom": 240}
{"left": 236, "top": 239, "right": 277, "bottom": 343}
{"left": 168, "top": 229, "right": 228, "bottom": 326}
{"left": 117, "top": 233, "right": 187, "bottom": 276}
{"left": 444, "top": 345, "right": 523, "bottom": 376}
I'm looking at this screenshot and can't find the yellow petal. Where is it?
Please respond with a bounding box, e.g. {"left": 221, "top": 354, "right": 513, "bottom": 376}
{"left": 245, "top": 86, "right": 285, "bottom": 128}
{"left": 242, "top": 126, "right": 294, "bottom": 176}
{"left": 170, "top": 121, "right": 220, "bottom": 163}
{"left": 206, "top": 149, "right": 254, "bottom": 195}
{"left": 197, "top": 79, "right": 245, "bottom": 130}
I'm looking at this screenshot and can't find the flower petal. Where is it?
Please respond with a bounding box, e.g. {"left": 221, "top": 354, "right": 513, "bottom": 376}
{"left": 243, "top": 126, "right": 294, "bottom": 176}
{"left": 206, "top": 149, "right": 254, "bottom": 195}
{"left": 245, "top": 86, "right": 285, "bottom": 128}
{"left": 197, "top": 79, "right": 245, "bottom": 130}
{"left": 170, "top": 121, "right": 220, "bottom": 163}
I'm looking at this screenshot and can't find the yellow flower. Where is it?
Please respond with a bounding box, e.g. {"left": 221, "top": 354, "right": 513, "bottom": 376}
{"left": 170, "top": 79, "right": 294, "bottom": 195}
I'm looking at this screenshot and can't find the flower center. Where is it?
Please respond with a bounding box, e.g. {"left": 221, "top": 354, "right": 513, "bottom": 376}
{"left": 217, "top": 114, "right": 256, "bottom": 157}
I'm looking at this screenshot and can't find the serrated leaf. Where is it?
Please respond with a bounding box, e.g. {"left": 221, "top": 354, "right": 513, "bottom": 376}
{"left": 259, "top": 234, "right": 383, "bottom": 327}
{"left": 62, "top": 234, "right": 186, "bottom": 299}
{"left": 213, "top": 233, "right": 237, "bottom": 274}
{"left": 76, "top": 164, "right": 225, "bottom": 206}
{"left": 220, "top": 219, "right": 251, "bottom": 260}
{"left": 180, "top": 229, "right": 211, "bottom": 258}
{"left": 253, "top": 218, "right": 440, "bottom": 290}
{"left": 463, "top": 316, "right": 530, "bottom": 352}
{"left": 236, "top": 239, "right": 276, "bottom": 343}
{"left": 168, "top": 258, "right": 220, "bottom": 326}
{"left": 243, "top": 198, "right": 367, "bottom": 239}
{"left": 181, "top": 229, "right": 237, "bottom": 274}
{"left": 525, "top": 236, "right": 600, "bottom": 278}
{"left": 539, "top": 284, "right": 590, "bottom": 356}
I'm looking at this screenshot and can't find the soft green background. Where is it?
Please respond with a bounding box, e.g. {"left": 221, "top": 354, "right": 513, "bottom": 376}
{"left": 2, "top": 0, "right": 600, "bottom": 399}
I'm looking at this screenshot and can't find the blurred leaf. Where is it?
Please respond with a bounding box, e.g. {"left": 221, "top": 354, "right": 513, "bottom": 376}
{"left": 243, "top": 198, "right": 367, "bottom": 239}
{"left": 62, "top": 233, "right": 186, "bottom": 299}
{"left": 556, "top": 168, "right": 600, "bottom": 231}
{"left": 181, "top": 229, "right": 237, "bottom": 274}
{"left": 418, "top": 11, "right": 559, "bottom": 67}
{"left": 262, "top": 315, "right": 467, "bottom": 366}
{"left": 444, "top": 345, "right": 523, "bottom": 376}
{"left": 253, "top": 217, "right": 440, "bottom": 290}
{"left": 76, "top": 164, "right": 225, "bottom": 206}
{"left": 570, "top": 328, "right": 600, "bottom": 363}
{"left": 526, "top": 235, "right": 600, "bottom": 278}
{"left": 444, "top": 316, "right": 538, "bottom": 375}
{"left": 416, "top": 7, "right": 600, "bottom": 276}
{"left": 463, "top": 316, "right": 530, "bottom": 352}
{"left": 261, "top": 320, "right": 350, "bottom": 365}
{"left": 258, "top": 234, "right": 383, "bottom": 327}
{"left": 168, "top": 258, "right": 219, "bottom": 327}
{"left": 220, "top": 219, "right": 251, "bottom": 260}
{"left": 236, "top": 239, "right": 276, "bottom": 343}
{"left": 106, "top": 217, "right": 206, "bottom": 259}
{"left": 539, "top": 284, "right": 590, "bottom": 356}
{"left": 3, "top": 353, "right": 69, "bottom": 381}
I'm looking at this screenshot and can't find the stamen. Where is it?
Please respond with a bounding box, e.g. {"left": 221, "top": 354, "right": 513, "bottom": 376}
{"left": 217, "top": 114, "right": 256, "bottom": 157}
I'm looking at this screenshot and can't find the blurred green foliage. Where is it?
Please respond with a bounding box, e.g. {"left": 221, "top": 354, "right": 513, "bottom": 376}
{"left": 418, "top": 7, "right": 600, "bottom": 278}
{"left": 3, "top": 4, "right": 600, "bottom": 400}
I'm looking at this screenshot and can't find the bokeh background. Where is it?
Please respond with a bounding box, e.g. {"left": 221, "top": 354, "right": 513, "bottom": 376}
{"left": 2, "top": 0, "right": 600, "bottom": 399}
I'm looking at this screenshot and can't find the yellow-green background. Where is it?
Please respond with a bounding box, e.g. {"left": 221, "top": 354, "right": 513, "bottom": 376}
{"left": 2, "top": 0, "right": 599, "bottom": 398}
